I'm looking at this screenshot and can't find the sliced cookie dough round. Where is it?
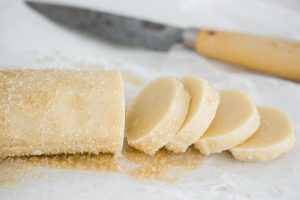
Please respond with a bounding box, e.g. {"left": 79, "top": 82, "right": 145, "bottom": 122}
{"left": 230, "top": 107, "right": 295, "bottom": 162}
{"left": 194, "top": 89, "right": 260, "bottom": 155}
{"left": 125, "top": 76, "right": 190, "bottom": 155}
{"left": 165, "top": 76, "right": 219, "bottom": 153}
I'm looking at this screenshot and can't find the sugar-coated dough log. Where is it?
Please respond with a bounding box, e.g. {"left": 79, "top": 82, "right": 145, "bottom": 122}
{"left": 0, "top": 69, "right": 125, "bottom": 158}
{"left": 230, "top": 107, "right": 295, "bottom": 162}
{"left": 125, "top": 76, "right": 190, "bottom": 155}
{"left": 194, "top": 89, "right": 260, "bottom": 155}
{"left": 165, "top": 76, "right": 219, "bottom": 153}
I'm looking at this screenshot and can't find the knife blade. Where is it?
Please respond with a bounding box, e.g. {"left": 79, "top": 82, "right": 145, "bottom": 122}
{"left": 26, "top": 1, "right": 183, "bottom": 51}
{"left": 26, "top": 1, "right": 300, "bottom": 81}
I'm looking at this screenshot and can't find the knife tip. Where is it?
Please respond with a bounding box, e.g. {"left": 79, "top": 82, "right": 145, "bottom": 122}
{"left": 24, "top": 0, "right": 50, "bottom": 13}
{"left": 24, "top": 0, "right": 36, "bottom": 7}
{"left": 24, "top": 0, "right": 33, "bottom": 4}
{"left": 25, "top": 0, "right": 46, "bottom": 8}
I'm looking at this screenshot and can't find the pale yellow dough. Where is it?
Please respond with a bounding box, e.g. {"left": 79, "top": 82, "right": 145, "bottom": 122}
{"left": 230, "top": 107, "right": 295, "bottom": 162}
{"left": 194, "top": 89, "right": 260, "bottom": 155}
{"left": 166, "top": 76, "right": 219, "bottom": 153}
{"left": 0, "top": 69, "right": 125, "bottom": 158}
{"left": 125, "top": 76, "right": 190, "bottom": 155}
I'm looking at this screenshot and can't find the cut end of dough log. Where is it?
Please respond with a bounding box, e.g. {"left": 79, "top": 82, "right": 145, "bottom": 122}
{"left": 166, "top": 76, "right": 219, "bottom": 153}
{"left": 194, "top": 89, "right": 260, "bottom": 155}
{"left": 125, "top": 76, "right": 190, "bottom": 155}
{"left": 230, "top": 106, "right": 295, "bottom": 162}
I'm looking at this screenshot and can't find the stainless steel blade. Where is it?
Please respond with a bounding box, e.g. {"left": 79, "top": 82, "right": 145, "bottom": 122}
{"left": 26, "top": 1, "right": 183, "bottom": 51}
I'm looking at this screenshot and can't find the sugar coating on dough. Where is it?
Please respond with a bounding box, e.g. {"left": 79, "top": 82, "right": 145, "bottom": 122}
{"left": 230, "top": 106, "right": 295, "bottom": 162}
{"left": 125, "top": 76, "right": 190, "bottom": 155}
{"left": 166, "top": 76, "right": 219, "bottom": 153}
{"left": 194, "top": 89, "right": 260, "bottom": 155}
{"left": 0, "top": 69, "right": 125, "bottom": 158}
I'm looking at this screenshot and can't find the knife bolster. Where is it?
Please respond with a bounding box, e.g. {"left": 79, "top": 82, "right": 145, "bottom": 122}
{"left": 183, "top": 28, "right": 198, "bottom": 49}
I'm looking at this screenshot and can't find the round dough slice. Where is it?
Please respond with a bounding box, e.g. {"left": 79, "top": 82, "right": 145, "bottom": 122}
{"left": 230, "top": 107, "right": 295, "bottom": 162}
{"left": 165, "top": 76, "right": 219, "bottom": 153}
{"left": 125, "top": 76, "right": 190, "bottom": 155}
{"left": 194, "top": 89, "right": 260, "bottom": 155}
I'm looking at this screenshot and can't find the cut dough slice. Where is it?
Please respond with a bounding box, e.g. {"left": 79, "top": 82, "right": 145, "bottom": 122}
{"left": 0, "top": 69, "right": 125, "bottom": 158}
{"left": 125, "top": 76, "right": 190, "bottom": 155}
{"left": 230, "top": 107, "right": 295, "bottom": 162}
{"left": 166, "top": 76, "right": 219, "bottom": 153}
{"left": 194, "top": 89, "right": 260, "bottom": 155}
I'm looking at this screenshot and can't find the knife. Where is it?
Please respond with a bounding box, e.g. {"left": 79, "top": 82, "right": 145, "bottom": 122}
{"left": 26, "top": 1, "right": 300, "bottom": 81}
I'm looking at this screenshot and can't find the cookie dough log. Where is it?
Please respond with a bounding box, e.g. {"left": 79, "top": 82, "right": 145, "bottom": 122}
{"left": 230, "top": 107, "right": 295, "bottom": 162}
{"left": 125, "top": 76, "right": 190, "bottom": 155}
{"left": 194, "top": 89, "right": 260, "bottom": 155}
{"left": 165, "top": 76, "right": 219, "bottom": 153}
{"left": 0, "top": 69, "right": 125, "bottom": 158}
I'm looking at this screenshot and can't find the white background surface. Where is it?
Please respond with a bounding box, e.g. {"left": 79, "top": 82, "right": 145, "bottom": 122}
{"left": 0, "top": 0, "right": 300, "bottom": 199}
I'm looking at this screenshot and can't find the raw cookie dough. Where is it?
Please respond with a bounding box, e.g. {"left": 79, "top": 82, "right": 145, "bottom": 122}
{"left": 0, "top": 69, "right": 125, "bottom": 158}
{"left": 230, "top": 106, "right": 295, "bottom": 162}
{"left": 194, "top": 89, "right": 260, "bottom": 155}
{"left": 125, "top": 76, "right": 190, "bottom": 155}
{"left": 166, "top": 76, "right": 219, "bottom": 153}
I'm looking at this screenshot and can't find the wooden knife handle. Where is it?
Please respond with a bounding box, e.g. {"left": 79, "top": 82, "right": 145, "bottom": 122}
{"left": 188, "top": 29, "right": 300, "bottom": 81}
